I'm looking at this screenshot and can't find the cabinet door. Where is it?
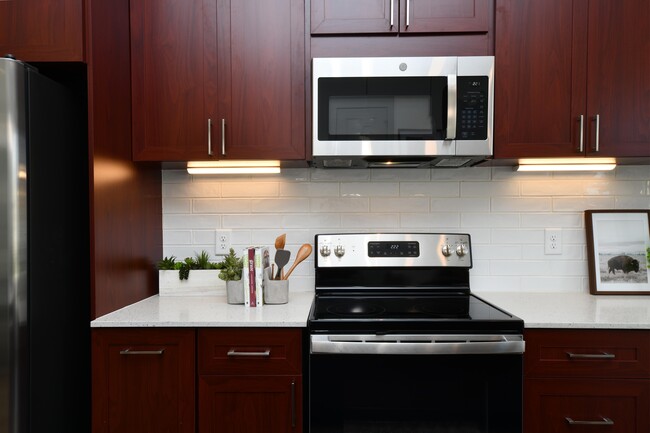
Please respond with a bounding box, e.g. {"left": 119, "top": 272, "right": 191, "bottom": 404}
{"left": 494, "top": 0, "right": 588, "bottom": 158}
{"left": 199, "top": 375, "right": 302, "bottom": 433}
{"left": 0, "top": 0, "right": 83, "bottom": 61}
{"left": 130, "top": 0, "right": 215, "bottom": 161}
{"left": 217, "top": 0, "right": 306, "bottom": 160}
{"left": 401, "top": 0, "right": 489, "bottom": 33}
{"left": 585, "top": 0, "right": 650, "bottom": 157}
{"left": 311, "top": 0, "right": 396, "bottom": 34}
{"left": 92, "top": 329, "right": 196, "bottom": 433}
{"left": 525, "top": 378, "right": 650, "bottom": 433}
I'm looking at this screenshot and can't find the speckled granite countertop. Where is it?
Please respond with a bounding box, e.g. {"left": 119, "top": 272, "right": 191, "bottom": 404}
{"left": 90, "top": 291, "right": 314, "bottom": 328}
{"left": 90, "top": 291, "right": 650, "bottom": 330}
{"left": 475, "top": 291, "right": 650, "bottom": 329}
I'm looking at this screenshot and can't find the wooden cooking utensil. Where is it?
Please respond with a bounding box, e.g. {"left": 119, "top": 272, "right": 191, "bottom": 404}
{"left": 274, "top": 233, "right": 286, "bottom": 250}
{"left": 282, "top": 243, "right": 312, "bottom": 280}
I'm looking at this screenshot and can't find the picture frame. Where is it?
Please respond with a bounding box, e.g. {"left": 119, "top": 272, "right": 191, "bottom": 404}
{"left": 585, "top": 210, "right": 650, "bottom": 295}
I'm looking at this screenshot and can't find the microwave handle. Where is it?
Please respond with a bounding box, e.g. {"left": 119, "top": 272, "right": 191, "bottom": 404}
{"left": 446, "top": 74, "right": 457, "bottom": 140}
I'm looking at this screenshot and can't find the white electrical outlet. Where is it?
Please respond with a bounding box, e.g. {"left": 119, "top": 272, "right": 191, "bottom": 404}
{"left": 215, "top": 230, "right": 231, "bottom": 255}
{"left": 544, "top": 228, "right": 562, "bottom": 255}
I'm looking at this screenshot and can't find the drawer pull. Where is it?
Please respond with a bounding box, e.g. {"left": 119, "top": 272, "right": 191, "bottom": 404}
{"left": 565, "top": 417, "right": 614, "bottom": 426}
{"left": 227, "top": 349, "right": 271, "bottom": 357}
{"left": 119, "top": 349, "right": 165, "bottom": 355}
{"left": 566, "top": 352, "right": 615, "bottom": 360}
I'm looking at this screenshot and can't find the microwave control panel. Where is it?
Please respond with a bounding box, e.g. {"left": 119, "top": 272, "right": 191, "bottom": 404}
{"left": 457, "top": 76, "right": 488, "bottom": 140}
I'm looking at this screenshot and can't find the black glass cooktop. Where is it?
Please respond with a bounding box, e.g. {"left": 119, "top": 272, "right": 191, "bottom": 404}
{"left": 308, "top": 293, "right": 523, "bottom": 334}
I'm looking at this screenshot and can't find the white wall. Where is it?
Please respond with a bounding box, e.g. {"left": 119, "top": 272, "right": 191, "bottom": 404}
{"left": 162, "top": 165, "right": 650, "bottom": 293}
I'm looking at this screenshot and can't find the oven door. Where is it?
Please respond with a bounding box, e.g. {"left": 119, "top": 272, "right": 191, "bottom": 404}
{"left": 308, "top": 334, "right": 523, "bottom": 433}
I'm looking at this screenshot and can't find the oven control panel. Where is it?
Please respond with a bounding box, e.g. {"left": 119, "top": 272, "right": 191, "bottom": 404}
{"left": 316, "top": 233, "right": 471, "bottom": 268}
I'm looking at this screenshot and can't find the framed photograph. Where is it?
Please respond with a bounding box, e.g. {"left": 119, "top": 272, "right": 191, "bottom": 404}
{"left": 585, "top": 210, "right": 650, "bottom": 295}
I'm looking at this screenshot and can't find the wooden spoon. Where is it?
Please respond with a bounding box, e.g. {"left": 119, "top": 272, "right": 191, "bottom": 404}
{"left": 282, "top": 243, "right": 312, "bottom": 280}
{"left": 274, "top": 233, "right": 286, "bottom": 250}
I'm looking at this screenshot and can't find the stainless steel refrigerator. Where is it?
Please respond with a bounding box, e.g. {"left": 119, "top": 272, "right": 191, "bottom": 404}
{"left": 0, "top": 57, "right": 90, "bottom": 432}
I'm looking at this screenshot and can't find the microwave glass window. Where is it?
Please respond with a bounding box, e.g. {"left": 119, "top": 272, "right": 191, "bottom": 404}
{"left": 318, "top": 77, "right": 448, "bottom": 141}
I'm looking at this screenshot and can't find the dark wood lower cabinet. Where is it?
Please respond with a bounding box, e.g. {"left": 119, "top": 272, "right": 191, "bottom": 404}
{"left": 199, "top": 375, "right": 302, "bottom": 433}
{"left": 198, "top": 328, "right": 303, "bottom": 433}
{"left": 524, "top": 329, "right": 650, "bottom": 433}
{"left": 525, "top": 379, "right": 649, "bottom": 433}
{"left": 92, "top": 328, "right": 196, "bottom": 433}
{"left": 92, "top": 327, "right": 303, "bottom": 433}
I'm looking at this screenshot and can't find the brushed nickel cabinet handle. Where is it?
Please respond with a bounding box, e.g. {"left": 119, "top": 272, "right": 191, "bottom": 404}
{"left": 406, "top": 0, "right": 410, "bottom": 28}
{"left": 221, "top": 118, "right": 226, "bottom": 155}
{"left": 208, "top": 118, "right": 213, "bottom": 156}
{"left": 226, "top": 349, "right": 271, "bottom": 357}
{"left": 566, "top": 351, "right": 615, "bottom": 360}
{"left": 119, "top": 349, "right": 165, "bottom": 355}
{"left": 565, "top": 416, "right": 614, "bottom": 426}
{"left": 592, "top": 114, "right": 600, "bottom": 152}
{"left": 390, "top": 0, "right": 394, "bottom": 28}
{"left": 578, "top": 115, "right": 584, "bottom": 152}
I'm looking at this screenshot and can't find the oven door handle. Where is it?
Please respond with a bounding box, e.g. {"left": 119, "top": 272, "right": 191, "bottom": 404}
{"left": 311, "top": 334, "right": 525, "bottom": 355}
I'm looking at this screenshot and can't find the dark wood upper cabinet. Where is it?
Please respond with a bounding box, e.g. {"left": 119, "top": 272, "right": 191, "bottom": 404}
{"left": 131, "top": 0, "right": 305, "bottom": 162}
{"left": 311, "top": 0, "right": 489, "bottom": 35}
{"left": 217, "top": 0, "right": 306, "bottom": 160}
{"left": 130, "top": 0, "right": 212, "bottom": 161}
{"left": 495, "top": 0, "right": 650, "bottom": 159}
{"left": 0, "top": 0, "right": 84, "bottom": 61}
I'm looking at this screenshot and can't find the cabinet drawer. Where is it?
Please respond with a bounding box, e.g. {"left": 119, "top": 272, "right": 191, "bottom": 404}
{"left": 524, "top": 378, "right": 650, "bottom": 433}
{"left": 525, "top": 329, "right": 650, "bottom": 378}
{"left": 198, "top": 328, "right": 302, "bottom": 375}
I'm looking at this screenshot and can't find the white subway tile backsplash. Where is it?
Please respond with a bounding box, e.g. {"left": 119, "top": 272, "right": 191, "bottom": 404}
{"left": 341, "top": 213, "right": 400, "bottom": 228}
{"left": 431, "top": 197, "right": 490, "bottom": 212}
{"left": 164, "top": 230, "right": 192, "bottom": 244}
{"left": 280, "top": 182, "right": 339, "bottom": 197}
{"left": 371, "top": 197, "right": 429, "bottom": 213}
{"left": 341, "top": 182, "right": 399, "bottom": 197}
{"left": 491, "top": 197, "right": 553, "bottom": 212}
{"left": 401, "top": 181, "right": 460, "bottom": 197}
{"left": 552, "top": 196, "right": 616, "bottom": 211}
{"left": 461, "top": 181, "right": 519, "bottom": 197}
{"left": 161, "top": 166, "right": 650, "bottom": 293}
{"left": 520, "top": 213, "right": 582, "bottom": 228}
{"left": 310, "top": 197, "right": 369, "bottom": 213}
{"left": 400, "top": 212, "right": 460, "bottom": 228}
{"left": 251, "top": 198, "right": 310, "bottom": 213}
{"left": 615, "top": 196, "right": 650, "bottom": 208}
{"left": 163, "top": 198, "right": 192, "bottom": 214}
{"left": 461, "top": 213, "right": 520, "bottom": 228}
{"left": 163, "top": 181, "right": 222, "bottom": 198}
{"left": 220, "top": 182, "right": 279, "bottom": 197}
{"left": 164, "top": 214, "right": 221, "bottom": 229}
{"left": 193, "top": 198, "right": 251, "bottom": 214}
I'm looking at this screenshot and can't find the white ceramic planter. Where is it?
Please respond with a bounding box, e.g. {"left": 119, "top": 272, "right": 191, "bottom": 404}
{"left": 158, "top": 270, "right": 224, "bottom": 296}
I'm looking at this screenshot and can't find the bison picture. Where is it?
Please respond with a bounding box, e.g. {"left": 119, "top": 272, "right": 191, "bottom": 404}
{"left": 607, "top": 255, "right": 640, "bottom": 274}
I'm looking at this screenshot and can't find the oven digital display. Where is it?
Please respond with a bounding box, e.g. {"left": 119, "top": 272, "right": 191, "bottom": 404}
{"left": 368, "top": 241, "right": 420, "bottom": 257}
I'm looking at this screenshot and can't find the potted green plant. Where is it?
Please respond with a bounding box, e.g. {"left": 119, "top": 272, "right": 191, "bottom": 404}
{"left": 215, "top": 248, "right": 245, "bottom": 304}
{"left": 157, "top": 250, "right": 221, "bottom": 295}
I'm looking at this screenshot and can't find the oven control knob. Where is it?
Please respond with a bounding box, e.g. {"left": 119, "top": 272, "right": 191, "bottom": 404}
{"left": 334, "top": 245, "right": 345, "bottom": 258}
{"left": 320, "top": 245, "right": 331, "bottom": 257}
{"left": 456, "top": 244, "right": 467, "bottom": 257}
{"left": 441, "top": 244, "right": 452, "bottom": 257}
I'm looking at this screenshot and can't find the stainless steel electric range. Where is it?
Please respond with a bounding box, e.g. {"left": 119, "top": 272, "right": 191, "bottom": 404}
{"left": 307, "top": 233, "right": 525, "bottom": 433}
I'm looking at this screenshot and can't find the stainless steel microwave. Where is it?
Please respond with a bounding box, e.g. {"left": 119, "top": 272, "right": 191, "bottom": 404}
{"left": 312, "top": 56, "right": 494, "bottom": 168}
